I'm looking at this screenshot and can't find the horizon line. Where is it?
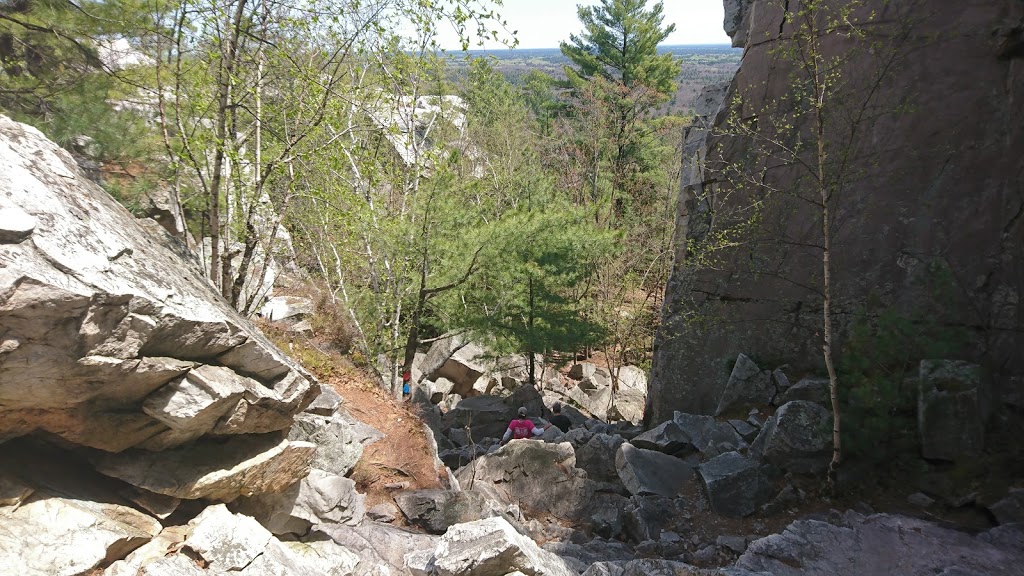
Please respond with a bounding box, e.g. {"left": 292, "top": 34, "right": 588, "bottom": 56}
{"left": 442, "top": 42, "right": 737, "bottom": 52}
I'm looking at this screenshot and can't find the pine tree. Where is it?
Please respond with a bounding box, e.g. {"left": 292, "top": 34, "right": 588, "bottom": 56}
{"left": 558, "top": 0, "right": 680, "bottom": 224}
{"left": 560, "top": 0, "right": 679, "bottom": 95}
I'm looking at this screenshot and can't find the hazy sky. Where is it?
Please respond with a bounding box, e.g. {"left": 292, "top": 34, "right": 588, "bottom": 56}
{"left": 439, "top": 0, "right": 731, "bottom": 50}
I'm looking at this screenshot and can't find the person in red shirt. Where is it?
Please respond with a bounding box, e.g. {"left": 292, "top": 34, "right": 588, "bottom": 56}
{"left": 500, "top": 406, "right": 551, "bottom": 445}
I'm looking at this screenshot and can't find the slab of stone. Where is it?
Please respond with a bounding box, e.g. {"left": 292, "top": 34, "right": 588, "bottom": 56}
{"left": 0, "top": 491, "right": 161, "bottom": 576}
{"left": 0, "top": 205, "right": 36, "bottom": 242}
{"left": 736, "top": 511, "right": 1024, "bottom": 575}
{"left": 304, "top": 384, "right": 343, "bottom": 416}
{"left": 260, "top": 296, "right": 314, "bottom": 323}
{"left": 716, "top": 354, "right": 774, "bottom": 416}
{"left": 777, "top": 377, "right": 831, "bottom": 407}
{"left": 93, "top": 435, "right": 316, "bottom": 501}
{"left": 988, "top": 489, "right": 1024, "bottom": 525}
{"left": 616, "top": 443, "right": 695, "bottom": 498}
{"left": 395, "top": 489, "right": 499, "bottom": 534}
{"left": 455, "top": 441, "right": 594, "bottom": 520}
{"left": 570, "top": 362, "right": 598, "bottom": 380}
{"left": 751, "top": 400, "right": 833, "bottom": 474}
{"left": 575, "top": 433, "right": 626, "bottom": 483}
{"left": 918, "top": 360, "right": 986, "bottom": 461}
{"left": 235, "top": 469, "right": 365, "bottom": 535}
{"left": 631, "top": 420, "right": 694, "bottom": 455}
{"left": 428, "top": 516, "right": 577, "bottom": 576}
{"left": 673, "top": 412, "right": 743, "bottom": 456}
{"left": 697, "top": 451, "right": 773, "bottom": 518}
{"left": 288, "top": 411, "right": 382, "bottom": 477}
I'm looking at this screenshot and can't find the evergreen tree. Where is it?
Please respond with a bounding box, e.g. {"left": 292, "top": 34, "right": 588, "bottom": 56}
{"left": 560, "top": 0, "right": 679, "bottom": 95}
{"left": 558, "top": 0, "right": 680, "bottom": 224}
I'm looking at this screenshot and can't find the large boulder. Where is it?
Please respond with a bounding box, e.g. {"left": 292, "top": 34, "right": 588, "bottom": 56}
{"left": 442, "top": 386, "right": 545, "bottom": 442}
{"left": 318, "top": 521, "right": 437, "bottom": 576}
{"left": 0, "top": 491, "right": 161, "bottom": 576}
{"left": 608, "top": 387, "right": 646, "bottom": 424}
{"left": 104, "top": 504, "right": 356, "bottom": 576}
{"left": 455, "top": 441, "right": 595, "bottom": 520}
{"left": 415, "top": 516, "right": 577, "bottom": 576}
{"left": 615, "top": 442, "right": 695, "bottom": 498}
{"left": 423, "top": 338, "right": 490, "bottom": 396}
{"left": 92, "top": 435, "right": 317, "bottom": 501}
{"left": 622, "top": 495, "right": 684, "bottom": 543}
{"left": 631, "top": 420, "right": 693, "bottom": 455}
{"left": 715, "top": 354, "right": 774, "bottom": 416}
{"left": 697, "top": 451, "right": 773, "bottom": 518}
{"left": 0, "top": 115, "right": 317, "bottom": 451}
{"left": 259, "top": 295, "right": 314, "bottom": 324}
{"left": 570, "top": 362, "right": 599, "bottom": 379}
{"left": 288, "top": 411, "right": 382, "bottom": 477}
{"left": 395, "top": 489, "right": 500, "bottom": 534}
{"left": 233, "top": 469, "right": 365, "bottom": 536}
{"left": 988, "top": 489, "right": 1024, "bottom": 525}
{"left": 918, "top": 359, "right": 987, "bottom": 461}
{"left": 672, "top": 412, "right": 744, "bottom": 456}
{"left": 776, "top": 377, "right": 831, "bottom": 407}
{"left": 736, "top": 511, "right": 1024, "bottom": 575}
{"left": 616, "top": 365, "right": 649, "bottom": 395}
{"left": 569, "top": 384, "right": 613, "bottom": 421}
{"left": 576, "top": 433, "right": 626, "bottom": 483}
{"left": 751, "top": 400, "right": 833, "bottom": 474}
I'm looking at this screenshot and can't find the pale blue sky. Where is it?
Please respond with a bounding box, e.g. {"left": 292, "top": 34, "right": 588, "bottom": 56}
{"left": 440, "top": 0, "right": 731, "bottom": 50}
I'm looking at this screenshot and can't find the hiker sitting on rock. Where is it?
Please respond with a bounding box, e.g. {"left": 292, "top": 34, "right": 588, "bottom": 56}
{"left": 500, "top": 406, "right": 551, "bottom": 445}
{"left": 548, "top": 402, "right": 572, "bottom": 433}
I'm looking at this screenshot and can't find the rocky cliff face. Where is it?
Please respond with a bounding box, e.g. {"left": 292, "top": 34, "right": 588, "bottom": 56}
{"left": 649, "top": 0, "right": 1024, "bottom": 420}
{"left": 0, "top": 115, "right": 318, "bottom": 453}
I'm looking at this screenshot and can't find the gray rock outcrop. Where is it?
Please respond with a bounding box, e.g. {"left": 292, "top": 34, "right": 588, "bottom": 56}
{"left": 648, "top": 0, "right": 1024, "bottom": 423}
{"left": 234, "top": 469, "right": 366, "bottom": 535}
{"left": 631, "top": 420, "right": 693, "bottom": 455}
{"left": 104, "top": 504, "right": 360, "bottom": 576}
{"left": 0, "top": 492, "right": 162, "bottom": 576}
{"left": 92, "top": 435, "right": 317, "bottom": 501}
{"left": 288, "top": 411, "right": 382, "bottom": 476}
{"left": 736, "top": 511, "right": 1024, "bottom": 575}
{"left": 576, "top": 433, "right": 626, "bottom": 483}
{"left": 0, "top": 115, "right": 318, "bottom": 454}
{"left": 777, "top": 377, "right": 831, "bottom": 407}
{"left": 673, "top": 412, "right": 743, "bottom": 457}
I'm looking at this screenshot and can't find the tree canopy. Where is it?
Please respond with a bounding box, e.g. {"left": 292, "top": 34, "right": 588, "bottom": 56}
{"left": 560, "top": 0, "right": 679, "bottom": 96}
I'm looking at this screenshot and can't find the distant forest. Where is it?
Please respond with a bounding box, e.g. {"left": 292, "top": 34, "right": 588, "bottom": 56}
{"left": 445, "top": 45, "right": 742, "bottom": 115}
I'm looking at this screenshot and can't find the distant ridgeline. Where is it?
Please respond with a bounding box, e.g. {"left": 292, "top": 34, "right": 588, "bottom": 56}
{"left": 443, "top": 44, "right": 742, "bottom": 115}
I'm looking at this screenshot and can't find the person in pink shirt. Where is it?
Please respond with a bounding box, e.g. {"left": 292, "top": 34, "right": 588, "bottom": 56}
{"left": 500, "top": 406, "right": 551, "bottom": 445}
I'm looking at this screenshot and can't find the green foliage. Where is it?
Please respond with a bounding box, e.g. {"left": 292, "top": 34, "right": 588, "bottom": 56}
{"left": 839, "top": 261, "right": 971, "bottom": 464}
{"left": 102, "top": 172, "right": 161, "bottom": 216}
{"left": 457, "top": 204, "right": 618, "bottom": 358}
{"left": 560, "top": 0, "right": 679, "bottom": 95}
{"left": 0, "top": 0, "right": 157, "bottom": 161}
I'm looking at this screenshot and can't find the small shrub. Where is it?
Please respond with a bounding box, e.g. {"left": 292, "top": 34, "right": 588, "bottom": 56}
{"left": 839, "top": 261, "right": 971, "bottom": 465}
{"left": 311, "top": 294, "right": 357, "bottom": 354}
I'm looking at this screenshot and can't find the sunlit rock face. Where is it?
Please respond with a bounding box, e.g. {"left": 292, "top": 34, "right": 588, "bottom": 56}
{"left": 649, "top": 0, "right": 1024, "bottom": 421}
{"left": 0, "top": 115, "right": 318, "bottom": 452}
